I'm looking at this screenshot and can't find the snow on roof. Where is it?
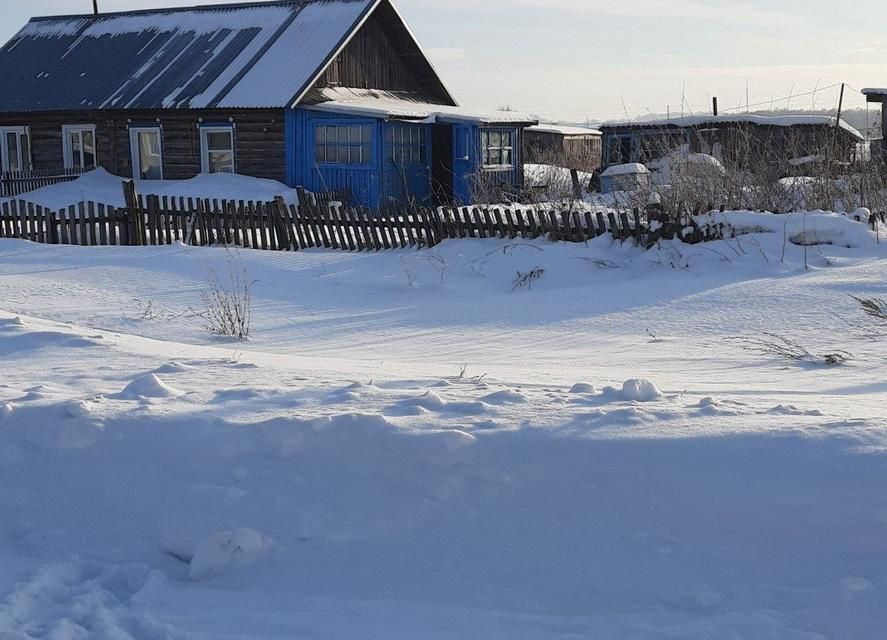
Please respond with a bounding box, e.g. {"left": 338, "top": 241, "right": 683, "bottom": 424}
{"left": 601, "top": 163, "right": 648, "bottom": 177}
{"left": 601, "top": 114, "right": 863, "bottom": 140}
{"left": 308, "top": 88, "right": 538, "bottom": 125}
{"left": 0, "top": 0, "right": 375, "bottom": 111}
{"left": 527, "top": 124, "right": 602, "bottom": 136}
{"left": 862, "top": 88, "right": 887, "bottom": 95}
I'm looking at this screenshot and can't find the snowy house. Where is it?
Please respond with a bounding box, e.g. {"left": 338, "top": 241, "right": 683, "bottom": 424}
{"left": 600, "top": 115, "right": 863, "bottom": 173}
{"left": 523, "top": 124, "right": 602, "bottom": 172}
{"left": 0, "top": 0, "right": 538, "bottom": 208}
{"left": 600, "top": 163, "right": 650, "bottom": 194}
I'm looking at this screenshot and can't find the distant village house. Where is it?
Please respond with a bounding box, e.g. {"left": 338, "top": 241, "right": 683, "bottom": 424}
{"left": 523, "top": 124, "right": 602, "bottom": 173}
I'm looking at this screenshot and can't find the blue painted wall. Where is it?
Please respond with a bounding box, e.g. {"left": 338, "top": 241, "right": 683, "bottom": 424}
{"left": 286, "top": 108, "right": 525, "bottom": 208}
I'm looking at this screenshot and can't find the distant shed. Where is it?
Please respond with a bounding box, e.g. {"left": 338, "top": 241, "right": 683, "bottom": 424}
{"left": 600, "top": 114, "right": 863, "bottom": 173}
{"left": 523, "top": 124, "right": 602, "bottom": 172}
{"left": 863, "top": 88, "right": 887, "bottom": 161}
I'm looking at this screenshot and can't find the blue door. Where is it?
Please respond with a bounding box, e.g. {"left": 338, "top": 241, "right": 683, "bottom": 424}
{"left": 382, "top": 122, "right": 431, "bottom": 207}
{"left": 452, "top": 123, "right": 475, "bottom": 204}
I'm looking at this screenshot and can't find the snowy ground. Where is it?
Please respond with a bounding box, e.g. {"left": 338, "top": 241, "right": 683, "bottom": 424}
{"left": 1, "top": 212, "right": 886, "bottom": 639}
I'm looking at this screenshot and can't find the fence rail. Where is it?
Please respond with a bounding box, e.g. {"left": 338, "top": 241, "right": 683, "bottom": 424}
{"left": 8, "top": 180, "right": 878, "bottom": 252}
{"left": 0, "top": 167, "right": 91, "bottom": 198}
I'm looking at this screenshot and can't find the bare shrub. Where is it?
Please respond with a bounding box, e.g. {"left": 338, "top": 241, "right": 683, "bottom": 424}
{"left": 513, "top": 268, "right": 545, "bottom": 290}
{"left": 726, "top": 333, "right": 852, "bottom": 366}
{"left": 201, "top": 251, "right": 253, "bottom": 340}
{"left": 853, "top": 296, "right": 887, "bottom": 324}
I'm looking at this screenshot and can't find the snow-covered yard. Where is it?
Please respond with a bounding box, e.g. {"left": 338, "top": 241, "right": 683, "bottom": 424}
{"left": 1, "top": 213, "right": 886, "bottom": 639}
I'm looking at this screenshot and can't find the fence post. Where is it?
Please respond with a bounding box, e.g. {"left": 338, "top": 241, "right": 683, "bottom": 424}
{"left": 121, "top": 180, "right": 142, "bottom": 246}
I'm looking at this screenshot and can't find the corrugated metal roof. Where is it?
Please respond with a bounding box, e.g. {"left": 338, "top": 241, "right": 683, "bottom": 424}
{"left": 308, "top": 88, "right": 538, "bottom": 125}
{"left": 601, "top": 114, "right": 864, "bottom": 141}
{"left": 0, "top": 0, "right": 375, "bottom": 112}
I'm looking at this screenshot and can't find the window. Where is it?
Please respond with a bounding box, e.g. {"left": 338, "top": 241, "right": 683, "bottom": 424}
{"left": 0, "top": 127, "right": 32, "bottom": 173}
{"left": 129, "top": 126, "right": 163, "bottom": 180}
{"left": 386, "top": 124, "right": 427, "bottom": 166}
{"left": 607, "top": 135, "right": 633, "bottom": 165}
{"left": 314, "top": 123, "right": 372, "bottom": 165}
{"left": 200, "top": 126, "right": 235, "bottom": 174}
{"left": 62, "top": 125, "right": 96, "bottom": 170}
{"left": 482, "top": 130, "right": 514, "bottom": 168}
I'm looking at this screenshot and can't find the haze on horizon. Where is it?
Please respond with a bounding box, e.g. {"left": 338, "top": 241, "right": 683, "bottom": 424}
{"left": 1, "top": 0, "right": 883, "bottom": 123}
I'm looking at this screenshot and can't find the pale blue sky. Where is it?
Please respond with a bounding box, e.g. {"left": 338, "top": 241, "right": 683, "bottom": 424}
{"left": 1, "top": 0, "right": 883, "bottom": 122}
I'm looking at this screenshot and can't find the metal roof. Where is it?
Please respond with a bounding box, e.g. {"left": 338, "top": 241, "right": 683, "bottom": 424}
{"left": 600, "top": 114, "right": 864, "bottom": 141}
{"left": 0, "top": 0, "right": 376, "bottom": 112}
{"left": 308, "top": 88, "right": 538, "bottom": 125}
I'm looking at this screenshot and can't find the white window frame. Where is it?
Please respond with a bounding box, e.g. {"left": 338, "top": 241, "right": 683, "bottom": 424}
{"left": 199, "top": 125, "right": 236, "bottom": 174}
{"left": 129, "top": 125, "right": 164, "bottom": 180}
{"left": 62, "top": 124, "right": 97, "bottom": 170}
{"left": 0, "top": 126, "right": 32, "bottom": 173}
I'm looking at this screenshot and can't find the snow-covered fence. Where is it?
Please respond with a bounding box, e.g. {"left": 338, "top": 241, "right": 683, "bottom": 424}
{"left": 0, "top": 167, "right": 90, "bottom": 198}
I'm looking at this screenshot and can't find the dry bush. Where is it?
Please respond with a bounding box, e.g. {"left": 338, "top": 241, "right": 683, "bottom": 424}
{"left": 726, "top": 333, "right": 852, "bottom": 366}
{"left": 853, "top": 296, "right": 887, "bottom": 324}
{"left": 201, "top": 250, "right": 253, "bottom": 340}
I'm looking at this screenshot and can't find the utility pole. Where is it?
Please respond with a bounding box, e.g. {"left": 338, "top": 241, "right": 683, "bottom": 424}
{"left": 835, "top": 83, "right": 846, "bottom": 127}
{"left": 712, "top": 97, "right": 718, "bottom": 117}
{"left": 93, "top": 0, "right": 99, "bottom": 15}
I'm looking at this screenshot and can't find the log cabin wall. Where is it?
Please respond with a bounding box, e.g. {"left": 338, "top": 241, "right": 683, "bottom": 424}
{"left": 0, "top": 109, "right": 286, "bottom": 181}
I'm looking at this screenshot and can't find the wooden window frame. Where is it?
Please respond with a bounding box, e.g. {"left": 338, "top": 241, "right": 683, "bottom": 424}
{"left": 199, "top": 125, "right": 236, "bottom": 174}
{"left": 0, "top": 126, "right": 32, "bottom": 173}
{"left": 386, "top": 122, "right": 427, "bottom": 167}
{"left": 129, "top": 125, "right": 164, "bottom": 181}
{"left": 62, "top": 124, "right": 97, "bottom": 170}
{"left": 481, "top": 129, "right": 515, "bottom": 170}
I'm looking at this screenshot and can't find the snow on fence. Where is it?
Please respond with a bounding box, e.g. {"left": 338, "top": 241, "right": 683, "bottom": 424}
{"left": 0, "top": 167, "right": 91, "bottom": 198}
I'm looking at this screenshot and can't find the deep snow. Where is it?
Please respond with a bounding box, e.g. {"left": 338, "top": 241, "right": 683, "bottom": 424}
{"left": 1, "top": 213, "right": 886, "bottom": 639}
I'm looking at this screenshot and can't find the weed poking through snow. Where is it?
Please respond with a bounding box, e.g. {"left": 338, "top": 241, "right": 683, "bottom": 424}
{"left": 201, "top": 250, "right": 253, "bottom": 340}
{"left": 726, "top": 333, "right": 852, "bottom": 367}
{"left": 513, "top": 268, "right": 545, "bottom": 290}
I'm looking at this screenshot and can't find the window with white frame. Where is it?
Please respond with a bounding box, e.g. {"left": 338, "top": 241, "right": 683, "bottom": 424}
{"left": 0, "top": 126, "right": 32, "bottom": 173}
{"left": 200, "top": 125, "right": 235, "bottom": 174}
{"left": 62, "top": 125, "right": 97, "bottom": 170}
{"left": 129, "top": 126, "right": 163, "bottom": 180}
{"left": 481, "top": 129, "right": 514, "bottom": 169}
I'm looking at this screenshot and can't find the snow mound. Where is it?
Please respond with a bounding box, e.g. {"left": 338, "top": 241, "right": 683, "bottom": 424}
{"left": 118, "top": 374, "right": 183, "bottom": 400}
{"left": 615, "top": 379, "right": 663, "bottom": 402}
{"left": 569, "top": 383, "right": 598, "bottom": 394}
{"left": 0, "top": 316, "right": 25, "bottom": 329}
{"left": 0, "top": 403, "right": 14, "bottom": 419}
{"left": 189, "top": 528, "right": 271, "bottom": 581}
{"left": 480, "top": 389, "right": 528, "bottom": 405}
{"left": 439, "top": 429, "right": 477, "bottom": 452}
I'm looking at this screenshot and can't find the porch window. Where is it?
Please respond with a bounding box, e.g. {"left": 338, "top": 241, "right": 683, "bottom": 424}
{"left": 62, "top": 125, "right": 96, "bottom": 170}
{"left": 200, "top": 126, "right": 235, "bottom": 174}
{"left": 386, "top": 124, "right": 427, "bottom": 166}
{"left": 129, "top": 126, "right": 163, "bottom": 180}
{"left": 482, "top": 130, "right": 514, "bottom": 169}
{"left": 0, "top": 127, "right": 32, "bottom": 173}
{"left": 314, "top": 124, "right": 372, "bottom": 165}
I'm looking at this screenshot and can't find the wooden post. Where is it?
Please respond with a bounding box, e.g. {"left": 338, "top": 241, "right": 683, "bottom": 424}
{"left": 121, "top": 180, "right": 141, "bottom": 246}
{"left": 570, "top": 169, "right": 582, "bottom": 201}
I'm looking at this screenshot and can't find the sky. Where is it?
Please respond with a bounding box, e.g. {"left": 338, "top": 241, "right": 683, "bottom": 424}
{"left": 1, "top": 0, "right": 884, "bottom": 123}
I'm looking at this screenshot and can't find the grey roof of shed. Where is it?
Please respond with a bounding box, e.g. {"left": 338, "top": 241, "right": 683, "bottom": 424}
{"left": 0, "top": 0, "right": 379, "bottom": 112}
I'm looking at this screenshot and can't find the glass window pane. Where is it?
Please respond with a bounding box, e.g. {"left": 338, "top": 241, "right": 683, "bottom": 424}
{"left": 502, "top": 148, "right": 512, "bottom": 166}
{"left": 327, "top": 126, "right": 338, "bottom": 144}
{"left": 315, "top": 127, "right": 325, "bottom": 144}
{"left": 348, "top": 125, "right": 359, "bottom": 144}
{"left": 137, "top": 131, "right": 162, "bottom": 180}
{"left": 70, "top": 131, "right": 81, "bottom": 167}
{"left": 209, "top": 150, "right": 234, "bottom": 173}
{"left": 362, "top": 125, "right": 371, "bottom": 143}
{"left": 6, "top": 132, "right": 19, "bottom": 172}
{"left": 207, "top": 131, "right": 232, "bottom": 152}
{"left": 315, "top": 144, "right": 326, "bottom": 164}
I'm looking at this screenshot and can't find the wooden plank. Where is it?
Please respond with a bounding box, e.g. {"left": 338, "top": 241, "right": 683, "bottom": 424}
{"left": 548, "top": 211, "right": 560, "bottom": 241}
{"left": 596, "top": 212, "right": 607, "bottom": 237}
{"left": 607, "top": 212, "right": 619, "bottom": 237}
{"left": 560, "top": 211, "right": 573, "bottom": 243}
{"left": 78, "top": 202, "right": 88, "bottom": 246}
{"left": 56, "top": 207, "right": 69, "bottom": 245}
{"left": 584, "top": 212, "right": 595, "bottom": 240}
{"left": 97, "top": 203, "right": 109, "bottom": 245}
{"left": 633, "top": 209, "right": 644, "bottom": 242}
{"left": 619, "top": 212, "right": 631, "bottom": 240}
{"left": 85, "top": 201, "right": 96, "bottom": 246}
{"left": 573, "top": 211, "right": 586, "bottom": 243}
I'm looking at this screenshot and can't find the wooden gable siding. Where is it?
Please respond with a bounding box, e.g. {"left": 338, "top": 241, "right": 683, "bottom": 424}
{"left": 0, "top": 109, "right": 285, "bottom": 182}
{"left": 312, "top": 2, "right": 453, "bottom": 104}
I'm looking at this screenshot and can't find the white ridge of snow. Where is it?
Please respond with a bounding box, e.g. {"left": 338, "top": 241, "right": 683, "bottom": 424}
{"left": 601, "top": 163, "right": 649, "bottom": 177}
{"left": 118, "top": 373, "right": 183, "bottom": 400}
{"left": 189, "top": 528, "right": 272, "bottom": 581}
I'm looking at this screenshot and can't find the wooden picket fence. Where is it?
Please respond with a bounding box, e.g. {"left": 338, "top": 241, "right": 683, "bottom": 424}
{"left": 0, "top": 167, "right": 90, "bottom": 198}
{"left": 2, "top": 180, "right": 724, "bottom": 251}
